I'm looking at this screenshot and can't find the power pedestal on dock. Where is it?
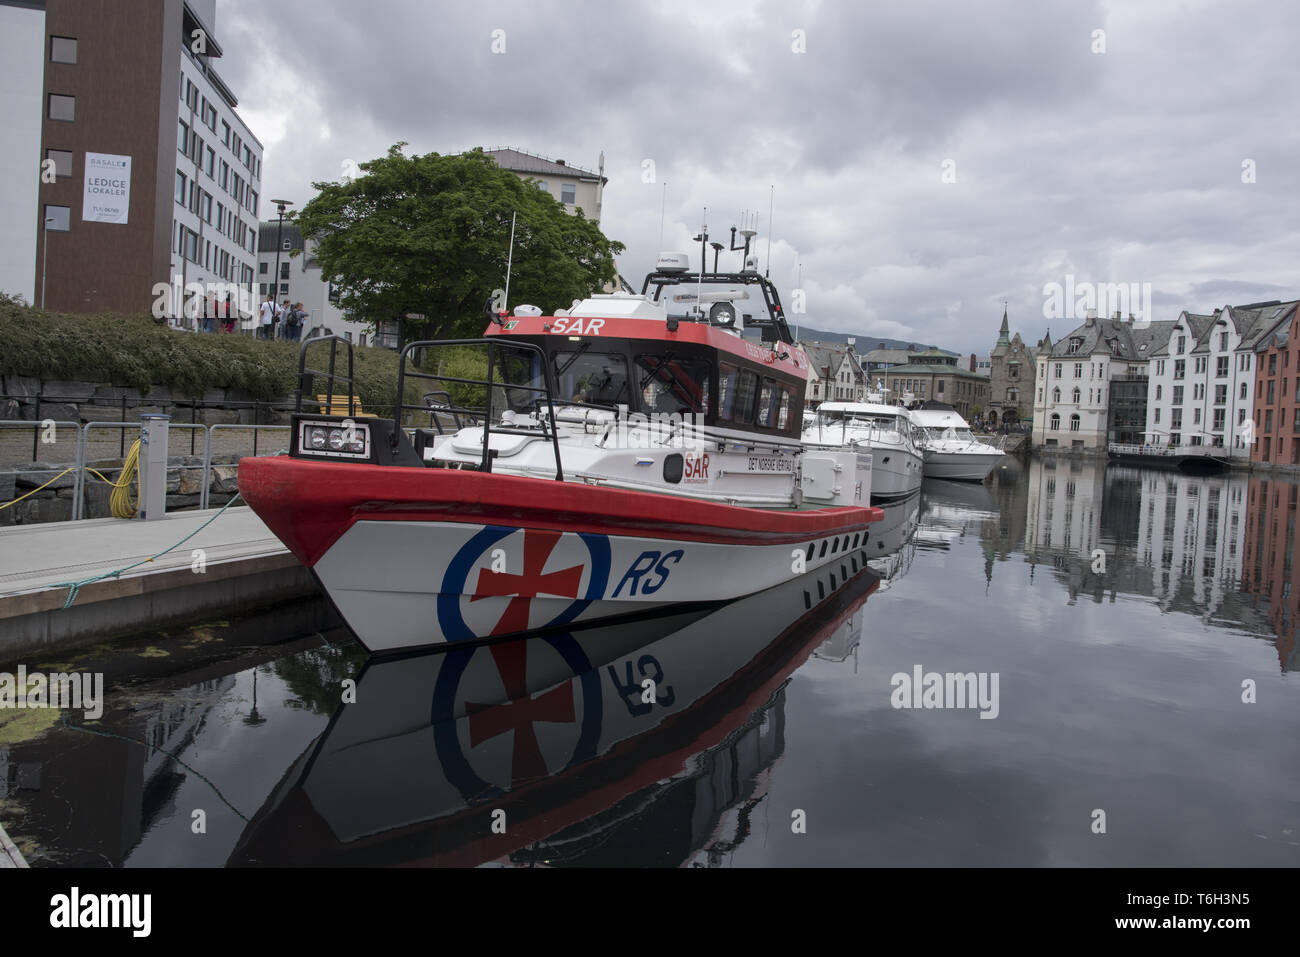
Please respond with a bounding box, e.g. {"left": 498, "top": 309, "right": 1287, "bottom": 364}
{"left": 139, "top": 414, "right": 169, "bottom": 520}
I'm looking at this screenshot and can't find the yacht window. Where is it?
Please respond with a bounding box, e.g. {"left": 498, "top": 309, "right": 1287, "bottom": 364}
{"left": 777, "top": 388, "right": 792, "bottom": 429}
{"left": 636, "top": 354, "right": 712, "bottom": 415}
{"left": 552, "top": 351, "right": 630, "bottom": 407}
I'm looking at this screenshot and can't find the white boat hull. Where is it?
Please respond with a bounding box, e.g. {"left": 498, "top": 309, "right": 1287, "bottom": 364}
{"left": 921, "top": 449, "right": 1003, "bottom": 481}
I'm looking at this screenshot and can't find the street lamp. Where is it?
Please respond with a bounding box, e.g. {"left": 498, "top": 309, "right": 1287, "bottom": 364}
{"left": 40, "top": 216, "right": 55, "bottom": 309}
{"left": 267, "top": 199, "right": 293, "bottom": 338}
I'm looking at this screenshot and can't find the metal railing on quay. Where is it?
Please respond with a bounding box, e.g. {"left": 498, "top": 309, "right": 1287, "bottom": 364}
{"left": 0, "top": 419, "right": 294, "bottom": 523}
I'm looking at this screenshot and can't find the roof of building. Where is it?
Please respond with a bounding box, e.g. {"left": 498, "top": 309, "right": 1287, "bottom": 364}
{"left": 258, "top": 221, "right": 305, "bottom": 253}
{"left": 1247, "top": 301, "right": 1300, "bottom": 352}
{"left": 484, "top": 148, "right": 605, "bottom": 182}
{"left": 801, "top": 341, "right": 864, "bottom": 381}
{"left": 1048, "top": 314, "right": 1176, "bottom": 362}
{"left": 882, "top": 362, "right": 990, "bottom": 381}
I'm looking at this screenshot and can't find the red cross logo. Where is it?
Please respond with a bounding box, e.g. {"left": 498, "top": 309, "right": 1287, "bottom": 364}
{"left": 465, "top": 640, "right": 576, "bottom": 787}
{"left": 472, "top": 528, "right": 585, "bottom": 635}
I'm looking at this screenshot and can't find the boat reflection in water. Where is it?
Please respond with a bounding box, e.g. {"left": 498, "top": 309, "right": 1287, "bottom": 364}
{"left": 863, "top": 490, "right": 921, "bottom": 586}
{"left": 230, "top": 558, "right": 882, "bottom": 867}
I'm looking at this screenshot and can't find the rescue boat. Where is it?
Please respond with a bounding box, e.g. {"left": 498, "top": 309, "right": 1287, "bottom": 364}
{"left": 239, "top": 235, "right": 882, "bottom": 654}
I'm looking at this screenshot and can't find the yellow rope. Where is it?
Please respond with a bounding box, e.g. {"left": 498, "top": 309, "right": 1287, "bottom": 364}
{"left": 0, "top": 440, "right": 141, "bottom": 517}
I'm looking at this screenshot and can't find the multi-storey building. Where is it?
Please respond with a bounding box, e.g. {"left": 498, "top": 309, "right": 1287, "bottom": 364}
{"left": 881, "top": 350, "right": 989, "bottom": 419}
{"left": 987, "top": 307, "right": 1046, "bottom": 429}
{"left": 1247, "top": 301, "right": 1300, "bottom": 466}
{"left": 1241, "top": 475, "right": 1300, "bottom": 671}
{"left": 801, "top": 340, "right": 864, "bottom": 407}
{"left": 4, "top": 0, "right": 263, "bottom": 320}
{"left": 485, "top": 148, "right": 606, "bottom": 225}
{"left": 1033, "top": 311, "right": 1174, "bottom": 450}
{"left": 1143, "top": 301, "right": 1297, "bottom": 458}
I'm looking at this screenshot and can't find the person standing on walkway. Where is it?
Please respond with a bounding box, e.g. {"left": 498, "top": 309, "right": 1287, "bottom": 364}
{"left": 258, "top": 295, "right": 276, "bottom": 340}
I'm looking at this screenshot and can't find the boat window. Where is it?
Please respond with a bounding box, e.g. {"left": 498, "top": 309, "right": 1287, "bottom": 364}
{"left": 732, "top": 369, "right": 759, "bottom": 424}
{"left": 636, "top": 354, "right": 712, "bottom": 415}
{"left": 777, "top": 388, "right": 792, "bottom": 429}
{"left": 552, "top": 351, "right": 630, "bottom": 407}
{"left": 756, "top": 378, "right": 777, "bottom": 427}
{"left": 718, "top": 363, "right": 739, "bottom": 420}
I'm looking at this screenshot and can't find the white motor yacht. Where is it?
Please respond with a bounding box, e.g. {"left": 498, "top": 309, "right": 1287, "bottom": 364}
{"left": 802, "top": 401, "right": 923, "bottom": 501}
{"left": 909, "top": 408, "right": 1004, "bottom": 481}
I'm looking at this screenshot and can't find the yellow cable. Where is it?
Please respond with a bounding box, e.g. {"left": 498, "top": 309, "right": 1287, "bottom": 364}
{"left": 2, "top": 440, "right": 141, "bottom": 517}
{"left": 110, "top": 440, "right": 141, "bottom": 519}
{"left": 0, "top": 466, "right": 76, "bottom": 510}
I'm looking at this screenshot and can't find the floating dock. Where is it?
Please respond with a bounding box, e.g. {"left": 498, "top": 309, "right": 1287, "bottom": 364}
{"left": 0, "top": 819, "right": 26, "bottom": 868}
{"left": 0, "top": 506, "right": 315, "bottom": 661}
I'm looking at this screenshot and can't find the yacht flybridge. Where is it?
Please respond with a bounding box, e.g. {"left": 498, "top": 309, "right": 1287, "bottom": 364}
{"left": 240, "top": 226, "right": 882, "bottom": 654}
{"left": 802, "top": 399, "right": 924, "bottom": 501}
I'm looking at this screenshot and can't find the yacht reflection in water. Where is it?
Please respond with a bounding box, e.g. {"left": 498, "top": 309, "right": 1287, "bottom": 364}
{"left": 230, "top": 559, "right": 882, "bottom": 866}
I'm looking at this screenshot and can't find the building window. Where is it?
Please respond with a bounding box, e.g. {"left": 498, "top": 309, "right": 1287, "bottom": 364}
{"left": 1215, "top": 384, "right": 1226, "bottom": 405}
{"left": 206, "top": 146, "right": 215, "bottom": 177}
{"left": 1270, "top": 354, "right": 1277, "bottom": 375}
{"left": 50, "top": 35, "right": 77, "bottom": 63}
{"left": 1072, "top": 387, "right": 1080, "bottom": 403}
{"left": 1009, "top": 363, "right": 1019, "bottom": 379}
{"left": 1069, "top": 414, "right": 1080, "bottom": 432}
{"left": 1050, "top": 413, "right": 1060, "bottom": 431}
{"left": 1213, "top": 409, "right": 1225, "bottom": 432}
{"left": 1174, "top": 359, "right": 1185, "bottom": 380}
{"left": 1155, "top": 384, "right": 1162, "bottom": 400}
{"left": 1217, "top": 355, "right": 1228, "bottom": 377}
{"left": 1173, "top": 385, "right": 1183, "bottom": 405}
{"left": 259, "top": 262, "right": 268, "bottom": 274}
{"left": 1052, "top": 387, "right": 1060, "bottom": 403}
{"left": 1194, "top": 408, "right": 1201, "bottom": 425}
{"left": 1172, "top": 409, "right": 1183, "bottom": 429}
{"left": 45, "top": 149, "right": 73, "bottom": 178}
{"left": 1154, "top": 408, "right": 1161, "bottom": 423}
{"left": 1177, "top": 336, "right": 1186, "bottom": 353}
{"left": 1240, "top": 381, "right": 1248, "bottom": 400}
{"left": 280, "top": 262, "right": 290, "bottom": 279}
{"left": 175, "top": 171, "right": 187, "bottom": 204}
{"left": 48, "top": 93, "right": 74, "bottom": 121}
{"left": 280, "top": 283, "right": 288, "bottom": 295}
{"left": 561, "top": 183, "right": 576, "bottom": 205}
{"left": 43, "top": 204, "right": 70, "bottom": 231}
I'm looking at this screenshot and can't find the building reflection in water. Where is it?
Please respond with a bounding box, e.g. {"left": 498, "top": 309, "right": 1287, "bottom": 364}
{"left": 1243, "top": 476, "right": 1300, "bottom": 672}
{"left": 1017, "top": 455, "right": 1294, "bottom": 671}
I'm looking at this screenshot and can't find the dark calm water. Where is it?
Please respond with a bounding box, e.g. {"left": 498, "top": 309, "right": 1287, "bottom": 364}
{"left": 3, "top": 457, "right": 1298, "bottom": 867}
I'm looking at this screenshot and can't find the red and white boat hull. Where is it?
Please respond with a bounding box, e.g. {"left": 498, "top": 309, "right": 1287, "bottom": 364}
{"left": 239, "top": 457, "right": 882, "bottom": 653}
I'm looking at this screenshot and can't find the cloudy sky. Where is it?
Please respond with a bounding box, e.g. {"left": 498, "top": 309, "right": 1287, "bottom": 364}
{"left": 216, "top": 0, "right": 1300, "bottom": 355}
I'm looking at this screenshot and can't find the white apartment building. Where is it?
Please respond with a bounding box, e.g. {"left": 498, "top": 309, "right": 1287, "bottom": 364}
{"left": 1142, "top": 301, "right": 1298, "bottom": 458}
{"left": 166, "top": 21, "right": 263, "bottom": 326}
{"left": 255, "top": 221, "right": 373, "bottom": 344}
{"left": 485, "top": 148, "right": 606, "bottom": 225}
{"left": 1033, "top": 311, "right": 1175, "bottom": 450}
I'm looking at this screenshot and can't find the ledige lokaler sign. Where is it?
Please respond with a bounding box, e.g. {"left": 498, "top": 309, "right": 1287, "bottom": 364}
{"left": 82, "top": 152, "right": 131, "bottom": 224}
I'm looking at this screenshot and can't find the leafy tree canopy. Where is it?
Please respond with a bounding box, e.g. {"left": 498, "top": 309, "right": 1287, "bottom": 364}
{"left": 294, "top": 145, "right": 625, "bottom": 341}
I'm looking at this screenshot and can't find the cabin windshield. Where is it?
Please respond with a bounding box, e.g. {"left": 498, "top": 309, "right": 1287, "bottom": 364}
{"left": 815, "top": 409, "right": 903, "bottom": 431}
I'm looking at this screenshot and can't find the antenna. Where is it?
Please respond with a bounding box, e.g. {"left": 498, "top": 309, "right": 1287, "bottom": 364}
{"left": 765, "top": 185, "right": 774, "bottom": 278}
{"left": 695, "top": 208, "right": 706, "bottom": 318}
{"left": 658, "top": 181, "right": 667, "bottom": 249}
{"left": 503, "top": 210, "right": 517, "bottom": 310}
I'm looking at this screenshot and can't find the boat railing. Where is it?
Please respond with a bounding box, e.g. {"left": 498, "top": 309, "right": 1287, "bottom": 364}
{"left": 394, "top": 339, "right": 566, "bottom": 480}
{"left": 294, "top": 335, "right": 359, "bottom": 416}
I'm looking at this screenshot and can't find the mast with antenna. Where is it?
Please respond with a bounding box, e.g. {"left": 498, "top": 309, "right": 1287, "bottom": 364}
{"left": 765, "top": 185, "right": 774, "bottom": 278}
{"left": 503, "top": 210, "right": 517, "bottom": 311}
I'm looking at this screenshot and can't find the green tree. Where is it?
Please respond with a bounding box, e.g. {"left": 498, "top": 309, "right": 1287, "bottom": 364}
{"left": 294, "top": 145, "right": 624, "bottom": 344}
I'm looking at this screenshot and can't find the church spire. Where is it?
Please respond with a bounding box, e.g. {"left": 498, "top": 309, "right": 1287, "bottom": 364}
{"left": 996, "top": 302, "right": 1010, "bottom": 347}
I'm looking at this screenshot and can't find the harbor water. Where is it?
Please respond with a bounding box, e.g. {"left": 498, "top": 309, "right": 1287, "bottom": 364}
{"left": 2, "top": 457, "right": 1297, "bottom": 866}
